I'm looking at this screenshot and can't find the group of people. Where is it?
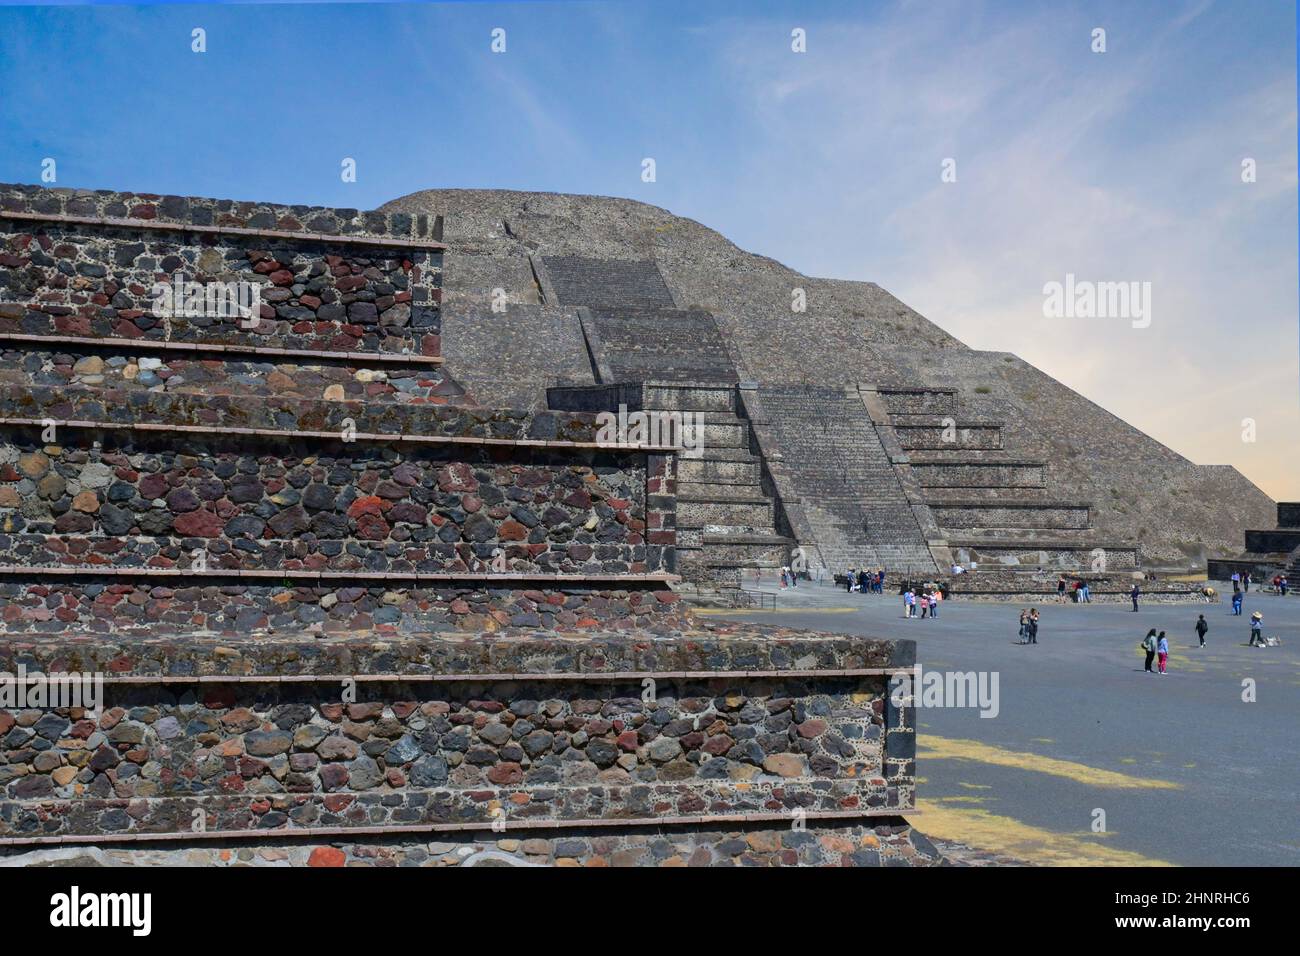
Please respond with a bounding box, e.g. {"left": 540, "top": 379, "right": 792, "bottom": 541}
{"left": 1017, "top": 608, "right": 1041, "bottom": 643}
{"left": 845, "top": 567, "right": 887, "bottom": 594}
{"left": 1140, "top": 629, "right": 1171, "bottom": 673}
{"left": 902, "top": 587, "right": 941, "bottom": 618}
{"left": 1055, "top": 578, "right": 1093, "bottom": 603}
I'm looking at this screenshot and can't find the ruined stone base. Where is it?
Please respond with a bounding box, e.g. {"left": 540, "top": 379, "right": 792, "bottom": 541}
{"left": 0, "top": 817, "right": 945, "bottom": 867}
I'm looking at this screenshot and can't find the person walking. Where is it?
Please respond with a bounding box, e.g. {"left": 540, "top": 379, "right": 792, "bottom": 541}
{"left": 1244, "top": 573, "right": 1251, "bottom": 593}
{"left": 1249, "top": 611, "right": 1264, "bottom": 647}
{"left": 1231, "top": 590, "right": 1243, "bottom": 616}
{"left": 1130, "top": 583, "right": 1141, "bottom": 612}
{"left": 1141, "top": 629, "right": 1157, "bottom": 672}
{"left": 1195, "top": 614, "right": 1208, "bottom": 648}
{"left": 1156, "top": 631, "right": 1169, "bottom": 674}
{"left": 1027, "top": 608, "right": 1040, "bottom": 644}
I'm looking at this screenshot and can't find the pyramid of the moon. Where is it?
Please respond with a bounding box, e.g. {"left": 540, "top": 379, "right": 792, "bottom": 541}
{"left": 380, "top": 188, "right": 1275, "bottom": 585}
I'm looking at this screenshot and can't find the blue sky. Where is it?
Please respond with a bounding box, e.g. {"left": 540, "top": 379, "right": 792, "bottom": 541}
{"left": 1, "top": 0, "right": 1296, "bottom": 498}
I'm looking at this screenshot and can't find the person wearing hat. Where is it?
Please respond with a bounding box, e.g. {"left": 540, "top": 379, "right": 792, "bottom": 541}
{"left": 1249, "top": 611, "right": 1264, "bottom": 647}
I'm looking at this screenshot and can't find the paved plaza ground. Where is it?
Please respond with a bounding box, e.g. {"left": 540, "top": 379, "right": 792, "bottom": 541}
{"left": 697, "top": 577, "right": 1300, "bottom": 866}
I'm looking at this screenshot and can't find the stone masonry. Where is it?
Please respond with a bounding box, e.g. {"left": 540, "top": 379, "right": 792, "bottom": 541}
{"left": 0, "top": 183, "right": 929, "bottom": 865}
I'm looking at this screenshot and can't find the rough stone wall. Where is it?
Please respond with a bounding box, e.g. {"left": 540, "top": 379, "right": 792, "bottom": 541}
{"left": 0, "top": 431, "right": 658, "bottom": 576}
{"left": 0, "top": 184, "right": 937, "bottom": 859}
{"left": 1, "top": 183, "right": 443, "bottom": 359}
{"left": 0, "top": 628, "right": 916, "bottom": 842}
{"left": 0, "top": 347, "right": 454, "bottom": 404}
{"left": 441, "top": 306, "right": 595, "bottom": 411}
{"left": 930, "top": 504, "right": 1090, "bottom": 531}
{"left": 0, "top": 818, "right": 944, "bottom": 867}
{"left": 0, "top": 580, "right": 688, "bottom": 636}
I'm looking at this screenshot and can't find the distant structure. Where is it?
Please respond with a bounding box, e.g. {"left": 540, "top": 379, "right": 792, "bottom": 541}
{"left": 1210, "top": 503, "right": 1300, "bottom": 581}
{"left": 381, "top": 189, "right": 1275, "bottom": 586}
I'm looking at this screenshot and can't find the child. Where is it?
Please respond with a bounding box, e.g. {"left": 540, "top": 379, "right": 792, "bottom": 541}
{"left": 1157, "top": 631, "right": 1169, "bottom": 674}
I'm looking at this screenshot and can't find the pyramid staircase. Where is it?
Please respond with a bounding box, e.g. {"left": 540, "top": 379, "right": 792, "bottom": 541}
{"left": 865, "top": 386, "right": 1139, "bottom": 572}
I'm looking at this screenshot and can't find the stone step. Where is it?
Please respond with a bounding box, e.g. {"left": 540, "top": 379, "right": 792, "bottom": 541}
{"left": 912, "top": 461, "right": 1046, "bottom": 489}
{"left": 931, "top": 501, "right": 1092, "bottom": 531}
{"left": 677, "top": 457, "right": 761, "bottom": 484}
{"left": 676, "top": 483, "right": 769, "bottom": 502}
{"left": 947, "top": 538, "right": 1139, "bottom": 571}
{"left": 641, "top": 383, "right": 737, "bottom": 412}
{"left": 876, "top": 388, "right": 958, "bottom": 416}
{"left": 677, "top": 497, "right": 775, "bottom": 529}
{"left": 893, "top": 421, "right": 1003, "bottom": 451}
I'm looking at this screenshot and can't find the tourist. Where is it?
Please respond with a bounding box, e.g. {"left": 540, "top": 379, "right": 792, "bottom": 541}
{"left": 1280, "top": 574, "right": 1289, "bottom": 597}
{"left": 1058, "top": 577, "right": 1067, "bottom": 603}
{"left": 1231, "top": 571, "right": 1240, "bottom": 589}
{"left": 1080, "top": 580, "right": 1091, "bottom": 603}
{"left": 904, "top": 588, "right": 915, "bottom": 618}
{"left": 845, "top": 568, "right": 856, "bottom": 592}
{"left": 1231, "top": 590, "right": 1243, "bottom": 616}
{"left": 1027, "top": 608, "right": 1040, "bottom": 644}
{"left": 1195, "top": 614, "right": 1208, "bottom": 648}
{"left": 1201, "top": 585, "right": 1217, "bottom": 603}
{"left": 1018, "top": 609, "right": 1029, "bottom": 644}
{"left": 878, "top": 568, "right": 886, "bottom": 594}
{"left": 859, "top": 569, "right": 870, "bottom": 593}
{"left": 1249, "top": 612, "right": 1264, "bottom": 647}
{"left": 929, "top": 591, "right": 939, "bottom": 618}
{"left": 1244, "top": 572, "right": 1252, "bottom": 593}
{"left": 1141, "top": 629, "right": 1158, "bottom": 672}
{"left": 779, "top": 566, "right": 789, "bottom": 589}
{"left": 1130, "top": 583, "right": 1140, "bottom": 612}
{"left": 1157, "top": 631, "right": 1169, "bottom": 674}
{"left": 919, "top": 591, "right": 930, "bottom": 619}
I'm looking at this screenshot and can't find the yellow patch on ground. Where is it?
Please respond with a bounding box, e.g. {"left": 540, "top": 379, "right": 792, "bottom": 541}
{"left": 915, "top": 799, "right": 1175, "bottom": 866}
{"left": 957, "top": 782, "right": 992, "bottom": 790}
{"left": 920, "top": 736, "right": 1180, "bottom": 790}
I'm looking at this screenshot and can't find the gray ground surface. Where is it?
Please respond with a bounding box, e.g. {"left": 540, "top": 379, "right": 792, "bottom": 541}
{"left": 703, "top": 578, "right": 1300, "bottom": 866}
